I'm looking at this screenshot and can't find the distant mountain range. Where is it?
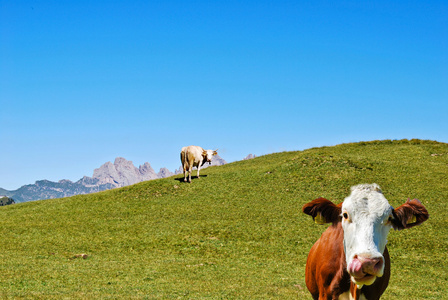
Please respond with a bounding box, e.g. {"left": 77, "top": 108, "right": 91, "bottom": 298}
{"left": 1, "top": 154, "right": 229, "bottom": 203}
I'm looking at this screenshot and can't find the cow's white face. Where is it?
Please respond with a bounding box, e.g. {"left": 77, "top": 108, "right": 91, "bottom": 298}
{"left": 202, "top": 149, "right": 218, "bottom": 164}
{"left": 341, "top": 184, "right": 393, "bottom": 288}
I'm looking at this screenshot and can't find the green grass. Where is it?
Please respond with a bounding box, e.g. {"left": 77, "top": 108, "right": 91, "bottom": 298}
{"left": 1, "top": 139, "right": 447, "bottom": 299}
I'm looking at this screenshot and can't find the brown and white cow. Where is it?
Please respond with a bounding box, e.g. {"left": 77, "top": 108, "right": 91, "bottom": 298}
{"left": 302, "top": 183, "right": 429, "bottom": 300}
{"left": 180, "top": 145, "right": 218, "bottom": 183}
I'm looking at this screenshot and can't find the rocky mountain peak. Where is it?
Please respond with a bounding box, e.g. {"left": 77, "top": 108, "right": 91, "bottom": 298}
{"left": 114, "top": 157, "right": 128, "bottom": 165}
{"left": 92, "top": 157, "right": 161, "bottom": 188}
{"left": 139, "top": 162, "right": 158, "bottom": 181}
{"left": 157, "top": 167, "right": 173, "bottom": 178}
{"left": 92, "top": 161, "right": 120, "bottom": 186}
{"left": 243, "top": 154, "right": 256, "bottom": 160}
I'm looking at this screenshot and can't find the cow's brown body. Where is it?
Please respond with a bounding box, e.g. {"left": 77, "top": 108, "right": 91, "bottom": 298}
{"left": 305, "top": 222, "right": 390, "bottom": 300}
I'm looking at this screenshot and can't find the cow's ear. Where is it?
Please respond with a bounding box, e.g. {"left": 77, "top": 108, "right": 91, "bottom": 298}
{"left": 213, "top": 149, "right": 218, "bottom": 155}
{"left": 391, "top": 198, "right": 429, "bottom": 231}
{"left": 202, "top": 150, "right": 207, "bottom": 156}
{"left": 302, "top": 197, "right": 342, "bottom": 225}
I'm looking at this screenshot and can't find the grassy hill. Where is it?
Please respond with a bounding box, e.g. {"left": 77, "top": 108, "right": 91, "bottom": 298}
{"left": 1, "top": 139, "right": 447, "bottom": 299}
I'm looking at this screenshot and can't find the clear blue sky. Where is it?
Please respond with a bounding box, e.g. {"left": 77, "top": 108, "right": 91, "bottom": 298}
{"left": 1, "top": 1, "right": 447, "bottom": 190}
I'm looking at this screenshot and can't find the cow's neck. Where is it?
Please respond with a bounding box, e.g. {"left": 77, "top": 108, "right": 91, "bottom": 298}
{"left": 339, "top": 290, "right": 367, "bottom": 300}
{"left": 201, "top": 156, "right": 207, "bottom": 167}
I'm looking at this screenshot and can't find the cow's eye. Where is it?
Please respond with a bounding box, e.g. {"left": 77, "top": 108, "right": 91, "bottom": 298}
{"left": 383, "top": 215, "right": 394, "bottom": 225}
{"left": 387, "top": 215, "right": 394, "bottom": 223}
{"left": 342, "top": 212, "right": 349, "bottom": 220}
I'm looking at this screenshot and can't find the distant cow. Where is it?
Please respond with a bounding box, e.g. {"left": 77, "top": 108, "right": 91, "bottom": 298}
{"left": 302, "top": 183, "right": 429, "bottom": 300}
{"left": 180, "top": 146, "right": 217, "bottom": 183}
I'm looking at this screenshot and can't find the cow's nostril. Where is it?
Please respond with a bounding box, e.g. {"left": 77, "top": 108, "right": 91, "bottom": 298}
{"left": 374, "top": 258, "right": 384, "bottom": 271}
{"left": 362, "top": 257, "right": 384, "bottom": 276}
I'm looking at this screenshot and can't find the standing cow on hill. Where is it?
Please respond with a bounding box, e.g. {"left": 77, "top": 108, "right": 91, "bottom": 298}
{"left": 180, "top": 146, "right": 218, "bottom": 183}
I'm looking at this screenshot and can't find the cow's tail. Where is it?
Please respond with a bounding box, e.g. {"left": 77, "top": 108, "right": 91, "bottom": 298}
{"left": 180, "top": 151, "right": 185, "bottom": 168}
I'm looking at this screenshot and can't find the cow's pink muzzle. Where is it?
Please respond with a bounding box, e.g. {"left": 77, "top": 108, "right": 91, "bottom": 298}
{"left": 348, "top": 255, "right": 384, "bottom": 283}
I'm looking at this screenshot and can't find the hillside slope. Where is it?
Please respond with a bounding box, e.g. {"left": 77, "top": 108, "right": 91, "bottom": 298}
{"left": 0, "top": 139, "right": 447, "bottom": 299}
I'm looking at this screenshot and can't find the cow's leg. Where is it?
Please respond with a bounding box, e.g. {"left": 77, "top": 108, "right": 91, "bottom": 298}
{"left": 183, "top": 164, "right": 188, "bottom": 182}
{"left": 188, "top": 165, "right": 192, "bottom": 183}
{"left": 197, "top": 165, "right": 201, "bottom": 179}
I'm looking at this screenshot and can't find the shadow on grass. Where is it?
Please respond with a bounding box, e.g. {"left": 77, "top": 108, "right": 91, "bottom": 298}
{"left": 174, "top": 175, "right": 208, "bottom": 182}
